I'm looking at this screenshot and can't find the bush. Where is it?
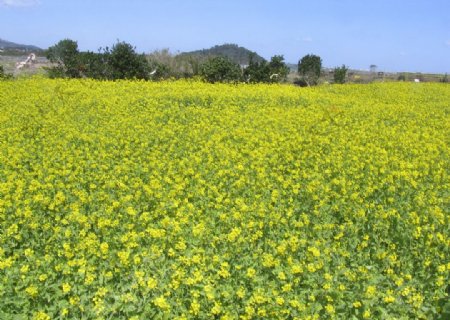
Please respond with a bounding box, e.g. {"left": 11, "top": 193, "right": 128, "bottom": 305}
{"left": 267, "top": 55, "right": 290, "bottom": 83}
{"left": 0, "top": 65, "right": 6, "bottom": 79}
{"left": 333, "top": 65, "right": 349, "bottom": 84}
{"left": 244, "top": 54, "right": 289, "bottom": 83}
{"left": 293, "top": 78, "right": 309, "bottom": 87}
{"left": 46, "top": 39, "right": 151, "bottom": 80}
{"left": 200, "top": 56, "right": 242, "bottom": 83}
{"left": 298, "top": 54, "right": 322, "bottom": 86}
{"left": 106, "top": 41, "right": 150, "bottom": 80}
{"left": 78, "top": 51, "right": 110, "bottom": 79}
{"left": 46, "top": 39, "right": 81, "bottom": 78}
{"left": 243, "top": 53, "right": 269, "bottom": 83}
{"left": 0, "top": 65, "right": 13, "bottom": 80}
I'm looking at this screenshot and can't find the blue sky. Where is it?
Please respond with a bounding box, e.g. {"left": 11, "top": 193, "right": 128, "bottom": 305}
{"left": 1, "top": 0, "right": 449, "bottom": 73}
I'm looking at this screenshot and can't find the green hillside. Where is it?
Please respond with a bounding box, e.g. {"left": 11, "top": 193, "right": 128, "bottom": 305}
{"left": 179, "top": 43, "right": 265, "bottom": 65}
{"left": 0, "top": 38, "right": 43, "bottom": 55}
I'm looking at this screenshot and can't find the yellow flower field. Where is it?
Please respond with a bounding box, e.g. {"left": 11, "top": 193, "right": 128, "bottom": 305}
{"left": 0, "top": 79, "right": 449, "bottom": 319}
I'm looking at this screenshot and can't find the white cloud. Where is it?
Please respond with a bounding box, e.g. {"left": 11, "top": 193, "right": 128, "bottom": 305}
{"left": 302, "top": 36, "right": 313, "bottom": 43}
{"left": 0, "top": 0, "right": 40, "bottom": 7}
{"left": 446, "top": 40, "right": 450, "bottom": 46}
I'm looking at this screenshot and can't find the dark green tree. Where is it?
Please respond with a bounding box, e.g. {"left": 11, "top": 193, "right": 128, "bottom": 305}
{"left": 397, "top": 73, "right": 407, "bottom": 81}
{"left": 0, "top": 65, "right": 12, "bottom": 80}
{"left": 268, "top": 55, "right": 289, "bottom": 83}
{"left": 244, "top": 53, "right": 289, "bottom": 83}
{"left": 46, "top": 39, "right": 81, "bottom": 78}
{"left": 0, "top": 65, "right": 5, "bottom": 79}
{"left": 106, "top": 41, "right": 150, "bottom": 80}
{"left": 333, "top": 64, "right": 349, "bottom": 84}
{"left": 200, "top": 56, "right": 242, "bottom": 83}
{"left": 78, "top": 50, "right": 110, "bottom": 79}
{"left": 243, "top": 53, "right": 269, "bottom": 83}
{"left": 298, "top": 54, "right": 322, "bottom": 86}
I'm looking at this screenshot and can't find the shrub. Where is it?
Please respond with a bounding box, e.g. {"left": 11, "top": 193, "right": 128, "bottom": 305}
{"left": 106, "top": 41, "right": 150, "bottom": 80}
{"left": 333, "top": 65, "right": 349, "bottom": 84}
{"left": 298, "top": 54, "right": 322, "bottom": 86}
{"left": 46, "top": 39, "right": 81, "bottom": 78}
{"left": 0, "top": 65, "right": 12, "bottom": 80}
{"left": 200, "top": 56, "right": 242, "bottom": 83}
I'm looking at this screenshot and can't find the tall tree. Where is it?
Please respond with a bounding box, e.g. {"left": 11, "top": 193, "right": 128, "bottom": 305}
{"left": 106, "top": 41, "right": 150, "bottom": 80}
{"left": 298, "top": 54, "right": 322, "bottom": 86}
{"left": 333, "top": 64, "right": 349, "bottom": 84}
{"left": 268, "top": 55, "right": 290, "bottom": 83}
{"left": 46, "top": 39, "right": 81, "bottom": 78}
{"left": 243, "top": 53, "right": 269, "bottom": 83}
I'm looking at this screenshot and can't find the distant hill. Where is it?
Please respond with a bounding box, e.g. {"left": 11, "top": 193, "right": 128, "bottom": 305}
{"left": 179, "top": 44, "right": 265, "bottom": 65}
{"left": 0, "top": 38, "right": 43, "bottom": 53}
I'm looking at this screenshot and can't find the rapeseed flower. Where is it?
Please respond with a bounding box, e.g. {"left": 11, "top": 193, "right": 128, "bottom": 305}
{"left": 0, "top": 79, "right": 448, "bottom": 319}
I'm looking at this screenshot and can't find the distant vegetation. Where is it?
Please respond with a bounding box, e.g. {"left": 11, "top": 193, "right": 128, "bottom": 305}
{"left": 46, "top": 39, "right": 150, "bottom": 80}
{"left": 44, "top": 39, "right": 291, "bottom": 84}
{"left": 244, "top": 54, "right": 290, "bottom": 83}
{"left": 0, "top": 38, "right": 44, "bottom": 56}
{"left": 179, "top": 43, "right": 265, "bottom": 65}
{"left": 199, "top": 56, "right": 242, "bottom": 83}
{"left": 333, "top": 65, "right": 349, "bottom": 84}
{"left": 1, "top": 38, "right": 448, "bottom": 84}
{"left": 297, "top": 54, "right": 322, "bottom": 86}
{"left": 0, "top": 65, "right": 11, "bottom": 79}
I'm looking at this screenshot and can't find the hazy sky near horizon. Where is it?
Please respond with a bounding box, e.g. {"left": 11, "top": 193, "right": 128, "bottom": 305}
{"left": 1, "top": 0, "right": 449, "bottom": 73}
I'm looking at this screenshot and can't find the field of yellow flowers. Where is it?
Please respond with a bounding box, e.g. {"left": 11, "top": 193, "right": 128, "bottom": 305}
{"left": 0, "top": 79, "right": 449, "bottom": 319}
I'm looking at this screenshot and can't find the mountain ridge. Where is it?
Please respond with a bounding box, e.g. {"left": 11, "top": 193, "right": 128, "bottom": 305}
{"left": 179, "top": 43, "right": 265, "bottom": 65}
{"left": 0, "top": 38, "right": 43, "bottom": 52}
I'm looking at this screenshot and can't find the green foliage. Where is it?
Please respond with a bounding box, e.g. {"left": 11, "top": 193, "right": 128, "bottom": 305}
{"left": 333, "top": 64, "right": 349, "bottom": 84}
{"left": 298, "top": 54, "right": 322, "bottom": 86}
{"left": 46, "top": 39, "right": 81, "bottom": 78}
{"left": 243, "top": 53, "right": 269, "bottom": 83}
{"left": 78, "top": 51, "right": 110, "bottom": 79}
{"left": 0, "top": 65, "right": 5, "bottom": 79}
{"left": 397, "top": 73, "right": 407, "bottom": 81}
{"left": 0, "top": 80, "right": 449, "bottom": 319}
{"left": 42, "top": 39, "right": 286, "bottom": 83}
{"left": 244, "top": 54, "right": 289, "bottom": 83}
{"left": 180, "top": 43, "right": 264, "bottom": 65}
{"left": 148, "top": 60, "right": 173, "bottom": 80}
{"left": 46, "top": 39, "right": 151, "bottom": 80}
{"left": 0, "top": 65, "right": 13, "bottom": 80}
{"left": 268, "top": 55, "right": 290, "bottom": 82}
{"left": 441, "top": 73, "right": 448, "bottom": 83}
{"left": 106, "top": 41, "right": 150, "bottom": 80}
{"left": 200, "top": 56, "right": 242, "bottom": 83}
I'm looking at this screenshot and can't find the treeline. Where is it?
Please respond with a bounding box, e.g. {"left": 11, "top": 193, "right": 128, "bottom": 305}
{"left": 45, "top": 39, "right": 291, "bottom": 84}
{"left": 46, "top": 40, "right": 150, "bottom": 80}
{"left": 2, "top": 38, "right": 362, "bottom": 85}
